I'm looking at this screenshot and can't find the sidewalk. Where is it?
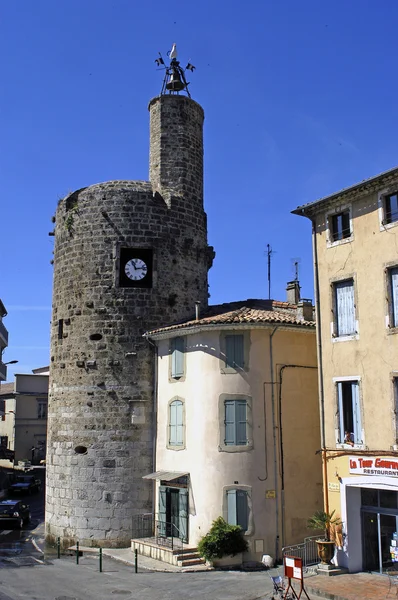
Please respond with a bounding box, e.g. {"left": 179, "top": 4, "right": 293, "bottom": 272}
{"left": 32, "top": 530, "right": 392, "bottom": 600}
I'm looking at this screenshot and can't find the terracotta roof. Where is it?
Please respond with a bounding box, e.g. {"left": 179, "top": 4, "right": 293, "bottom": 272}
{"left": 0, "top": 382, "right": 14, "bottom": 396}
{"left": 145, "top": 299, "right": 315, "bottom": 336}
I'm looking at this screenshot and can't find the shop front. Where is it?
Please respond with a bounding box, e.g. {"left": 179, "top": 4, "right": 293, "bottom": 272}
{"left": 329, "top": 455, "right": 398, "bottom": 573}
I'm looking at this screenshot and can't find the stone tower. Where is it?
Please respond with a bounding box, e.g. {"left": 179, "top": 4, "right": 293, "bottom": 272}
{"left": 46, "top": 91, "right": 214, "bottom": 547}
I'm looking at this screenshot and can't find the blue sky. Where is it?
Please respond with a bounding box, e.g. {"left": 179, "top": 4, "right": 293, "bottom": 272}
{"left": 2, "top": 0, "right": 398, "bottom": 379}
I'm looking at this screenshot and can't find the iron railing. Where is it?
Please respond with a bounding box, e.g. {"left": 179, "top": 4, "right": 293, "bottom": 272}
{"left": 132, "top": 513, "right": 185, "bottom": 552}
{"left": 282, "top": 535, "right": 319, "bottom": 567}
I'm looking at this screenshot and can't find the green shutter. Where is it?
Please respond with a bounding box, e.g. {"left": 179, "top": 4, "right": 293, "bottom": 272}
{"left": 235, "top": 400, "right": 247, "bottom": 445}
{"left": 178, "top": 489, "right": 188, "bottom": 542}
{"left": 236, "top": 490, "right": 248, "bottom": 531}
{"left": 171, "top": 337, "right": 184, "bottom": 378}
{"left": 225, "top": 400, "right": 236, "bottom": 445}
{"left": 227, "top": 489, "right": 237, "bottom": 525}
{"left": 158, "top": 486, "right": 167, "bottom": 537}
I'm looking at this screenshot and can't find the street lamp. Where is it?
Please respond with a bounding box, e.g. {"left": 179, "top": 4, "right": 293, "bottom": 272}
{"left": 4, "top": 360, "right": 18, "bottom": 365}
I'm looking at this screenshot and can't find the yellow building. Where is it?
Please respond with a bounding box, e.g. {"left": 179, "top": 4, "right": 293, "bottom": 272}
{"left": 294, "top": 166, "right": 398, "bottom": 573}
{"left": 142, "top": 296, "right": 322, "bottom": 564}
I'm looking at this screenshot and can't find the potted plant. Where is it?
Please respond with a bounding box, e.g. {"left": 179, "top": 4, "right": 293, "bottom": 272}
{"left": 198, "top": 517, "right": 248, "bottom": 567}
{"left": 307, "top": 510, "right": 342, "bottom": 565}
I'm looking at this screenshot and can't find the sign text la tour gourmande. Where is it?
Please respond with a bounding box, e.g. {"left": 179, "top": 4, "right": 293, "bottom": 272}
{"left": 349, "top": 456, "right": 398, "bottom": 477}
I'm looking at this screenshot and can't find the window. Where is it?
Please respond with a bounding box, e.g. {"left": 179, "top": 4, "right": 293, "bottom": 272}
{"left": 388, "top": 267, "right": 398, "bottom": 328}
{"left": 225, "top": 399, "right": 247, "bottom": 446}
{"left": 337, "top": 380, "right": 362, "bottom": 445}
{"left": 226, "top": 489, "right": 249, "bottom": 531}
{"left": 37, "top": 401, "right": 47, "bottom": 420}
{"left": 330, "top": 210, "right": 351, "bottom": 242}
{"left": 0, "top": 399, "right": 4, "bottom": 421}
{"left": 168, "top": 399, "right": 184, "bottom": 448}
{"left": 385, "top": 192, "right": 398, "bottom": 225}
{"left": 170, "top": 337, "right": 184, "bottom": 379}
{"left": 333, "top": 279, "right": 356, "bottom": 337}
{"left": 225, "top": 334, "right": 244, "bottom": 369}
{"left": 0, "top": 436, "right": 8, "bottom": 448}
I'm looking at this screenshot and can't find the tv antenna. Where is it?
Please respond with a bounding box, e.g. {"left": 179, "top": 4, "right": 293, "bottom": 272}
{"left": 265, "top": 244, "right": 275, "bottom": 300}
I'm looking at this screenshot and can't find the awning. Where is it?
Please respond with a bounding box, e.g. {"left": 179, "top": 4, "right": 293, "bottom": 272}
{"left": 142, "top": 471, "right": 189, "bottom": 481}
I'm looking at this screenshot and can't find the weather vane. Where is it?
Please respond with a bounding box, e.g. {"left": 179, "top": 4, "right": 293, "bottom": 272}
{"left": 155, "top": 43, "right": 195, "bottom": 98}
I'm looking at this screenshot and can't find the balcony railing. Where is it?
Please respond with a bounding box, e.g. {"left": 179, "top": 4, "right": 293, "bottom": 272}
{"left": 0, "top": 320, "right": 8, "bottom": 347}
{"left": 0, "top": 362, "right": 6, "bottom": 381}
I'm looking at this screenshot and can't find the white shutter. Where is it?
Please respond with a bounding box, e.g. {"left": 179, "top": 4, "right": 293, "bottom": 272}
{"left": 335, "top": 280, "right": 355, "bottom": 336}
{"left": 391, "top": 268, "right": 398, "bottom": 327}
{"left": 351, "top": 382, "right": 362, "bottom": 444}
{"left": 337, "top": 382, "right": 344, "bottom": 443}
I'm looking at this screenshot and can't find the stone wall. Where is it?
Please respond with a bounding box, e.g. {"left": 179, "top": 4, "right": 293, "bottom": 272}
{"left": 46, "top": 95, "right": 214, "bottom": 547}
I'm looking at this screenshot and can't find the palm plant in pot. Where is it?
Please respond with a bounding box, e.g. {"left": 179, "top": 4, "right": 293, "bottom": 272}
{"left": 307, "top": 510, "right": 342, "bottom": 565}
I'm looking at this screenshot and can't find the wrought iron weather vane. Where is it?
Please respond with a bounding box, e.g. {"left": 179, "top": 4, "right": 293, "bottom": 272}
{"left": 155, "top": 43, "right": 195, "bottom": 98}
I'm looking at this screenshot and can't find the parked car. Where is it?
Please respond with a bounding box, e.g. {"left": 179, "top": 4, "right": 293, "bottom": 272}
{"left": 0, "top": 500, "right": 31, "bottom": 528}
{"left": 9, "top": 475, "right": 41, "bottom": 495}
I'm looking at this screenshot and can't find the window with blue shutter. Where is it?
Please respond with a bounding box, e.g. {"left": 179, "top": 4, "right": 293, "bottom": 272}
{"left": 169, "top": 400, "right": 183, "bottom": 446}
{"left": 226, "top": 489, "right": 249, "bottom": 531}
{"left": 389, "top": 268, "right": 398, "bottom": 327}
{"left": 171, "top": 337, "right": 185, "bottom": 378}
{"left": 224, "top": 400, "right": 247, "bottom": 445}
{"left": 225, "top": 335, "right": 244, "bottom": 369}
{"left": 337, "top": 381, "right": 362, "bottom": 444}
{"left": 334, "top": 279, "right": 356, "bottom": 336}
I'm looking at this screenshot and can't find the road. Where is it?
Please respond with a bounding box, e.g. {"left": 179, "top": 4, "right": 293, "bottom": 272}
{"left": 0, "top": 473, "right": 325, "bottom": 600}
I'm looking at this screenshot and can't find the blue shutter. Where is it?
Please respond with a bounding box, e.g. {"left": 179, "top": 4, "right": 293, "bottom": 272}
{"left": 351, "top": 382, "right": 362, "bottom": 444}
{"left": 225, "top": 401, "right": 236, "bottom": 445}
{"left": 225, "top": 335, "right": 235, "bottom": 368}
{"left": 158, "top": 486, "right": 167, "bottom": 537}
{"left": 236, "top": 490, "right": 248, "bottom": 531}
{"left": 169, "top": 401, "right": 177, "bottom": 445}
{"left": 227, "top": 489, "right": 237, "bottom": 525}
{"left": 175, "top": 400, "right": 183, "bottom": 446}
{"left": 178, "top": 489, "right": 188, "bottom": 542}
{"left": 391, "top": 268, "right": 398, "bottom": 327}
{"left": 337, "top": 382, "right": 344, "bottom": 443}
{"left": 235, "top": 401, "right": 247, "bottom": 445}
{"left": 335, "top": 280, "right": 355, "bottom": 336}
{"left": 234, "top": 335, "right": 244, "bottom": 368}
{"left": 171, "top": 338, "right": 184, "bottom": 378}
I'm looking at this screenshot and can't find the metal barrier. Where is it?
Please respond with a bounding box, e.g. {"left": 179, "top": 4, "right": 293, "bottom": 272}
{"left": 282, "top": 535, "right": 319, "bottom": 567}
{"left": 131, "top": 513, "right": 185, "bottom": 552}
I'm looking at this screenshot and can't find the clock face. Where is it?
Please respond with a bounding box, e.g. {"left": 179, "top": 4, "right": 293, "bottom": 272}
{"left": 125, "top": 258, "right": 148, "bottom": 281}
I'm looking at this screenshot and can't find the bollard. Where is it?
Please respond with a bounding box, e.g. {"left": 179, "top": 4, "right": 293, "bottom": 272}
{"left": 57, "top": 537, "right": 61, "bottom": 559}
{"left": 134, "top": 549, "right": 138, "bottom": 573}
{"left": 76, "top": 541, "right": 79, "bottom": 565}
{"left": 99, "top": 548, "right": 103, "bottom": 573}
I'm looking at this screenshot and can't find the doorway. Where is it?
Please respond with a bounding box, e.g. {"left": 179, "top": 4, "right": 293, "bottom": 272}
{"left": 361, "top": 488, "right": 398, "bottom": 573}
{"left": 158, "top": 485, "right": 188, "bottom": 542}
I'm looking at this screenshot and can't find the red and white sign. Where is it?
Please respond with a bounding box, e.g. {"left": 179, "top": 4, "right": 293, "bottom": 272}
{"left": 349, "top": 456, "right": 398, "bottom": 477}
{"left": 284, "top": 556, "right": 303, "bottom": 580}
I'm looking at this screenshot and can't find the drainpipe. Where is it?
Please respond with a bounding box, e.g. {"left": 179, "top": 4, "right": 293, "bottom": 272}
{"left": 269, "top": 326, "right": 280, "bottom": 561}
{"left": 311, "top": 216, "right": 329, "bottom": 515}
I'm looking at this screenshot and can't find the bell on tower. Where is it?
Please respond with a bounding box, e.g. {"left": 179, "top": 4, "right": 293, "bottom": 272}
{"left": 155, "top": 43, "right": 195, "bottom": 98}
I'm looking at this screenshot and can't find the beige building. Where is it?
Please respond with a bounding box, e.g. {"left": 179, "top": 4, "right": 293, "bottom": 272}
{"left": 0, "top": 367, "right": 49, "bottom": 468}
{"left": 143, "top": 297, "right": 322, "bottom": 563}
{"left": 294, "top": 166, "right": 398, "bottom": 573}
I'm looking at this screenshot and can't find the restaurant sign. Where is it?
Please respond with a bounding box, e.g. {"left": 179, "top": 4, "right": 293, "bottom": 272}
{"left": 349, "top": 456, "right": 398, "bottom": 477}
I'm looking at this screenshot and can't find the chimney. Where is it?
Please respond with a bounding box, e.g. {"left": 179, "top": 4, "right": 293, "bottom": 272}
{"left": 286, "top": 280, "right": 300, "bottom": 304}
{"left": 297, "top": 299, "right": 314, "bottom": 322}
{"left": 195, "top": 301, "right": 201, "bottom": 321}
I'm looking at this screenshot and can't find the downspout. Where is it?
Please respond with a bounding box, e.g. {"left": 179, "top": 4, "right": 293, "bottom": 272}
{"left": 310, "top": 216, "right": 329, "bottom": 515}
{"left": 269, "top": 325, "right": 280, "bottom": 561}
{"left": 278, "top": 363, "right": 318, "bottom": 548}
